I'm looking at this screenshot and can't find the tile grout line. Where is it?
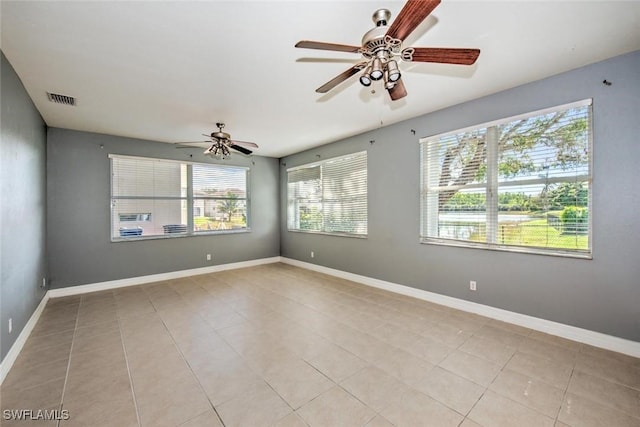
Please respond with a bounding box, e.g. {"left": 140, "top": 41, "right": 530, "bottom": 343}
{"left": 227, "top": 267, "right": 488, "bottom": 423}
{"left": 116, "top": 306, "right": 143, "bottom": 427}
{"left": 554, "top": 364, "right": 576, "bottom": 424}
{"left": 211, "top": 317, "right": 295, "bottom": 416}
{"left": 484, "top": 349, "right": 573, "bottom": 424}
{"left": 574, "top": 350, "right": 640, "bottom": 390}
{"left": 560, "top": 364, "right": 640, "bottom": 421}
{"left": 271, "top": 271, "right": 472, "bottom": 423}
{"left": 151, "top": 286, "right": 228, "bottom": 427}
{"left": 55, "top": 297, "right": 82, "bottom": 427}
{"left": 209, "top": 270, "right": 379, "bottom": 419}
{"left": 453, "top": 324, "right": 579, "bottom": 422}
{"left": 458, "top": 345, "right": 519, "bottom": 426}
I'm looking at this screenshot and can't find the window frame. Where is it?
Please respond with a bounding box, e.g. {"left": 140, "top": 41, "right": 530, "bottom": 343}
{"left": 110, "top": 155, "right": 250, "bottom": 242}
{"left": 419, "top": 99, "right": 593, "bottom": 258}
{"left": 287, "top": 151, "right": 368, "bottom": 238}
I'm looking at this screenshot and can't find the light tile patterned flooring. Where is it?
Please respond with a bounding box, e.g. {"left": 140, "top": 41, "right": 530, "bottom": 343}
{"left": 2, "top": 263, "right": 639, "bottom": 427}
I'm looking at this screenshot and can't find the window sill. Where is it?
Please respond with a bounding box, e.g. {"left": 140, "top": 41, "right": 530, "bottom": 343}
{"left": 421, "top": 238, "right": 592, "bottom": 259}
{"left": 112, "top": 228, "right": 251, "bottom": 242}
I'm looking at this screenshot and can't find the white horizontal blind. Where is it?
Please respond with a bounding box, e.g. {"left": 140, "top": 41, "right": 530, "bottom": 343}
{"left": 112, "top": 156, "right": 186, "bottom": 198}
{"left": 287, "top": 151, "right": 367, "bottom": 236}
{"left": 192, "top": 164, "right": 249, "bottom": 232}
{"left": 110, "top": 155, "right": 249, "bottom": 239}
{"left": 421, "top": 100, "right": 592, "bottom": 256}
{"left": 111, "top": 156, "right": 187, "bottom": 238}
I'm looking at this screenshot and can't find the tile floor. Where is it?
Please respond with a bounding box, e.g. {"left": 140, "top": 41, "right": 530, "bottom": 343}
{"left": 2, "top": 263, "right": 639, "bottom": 427}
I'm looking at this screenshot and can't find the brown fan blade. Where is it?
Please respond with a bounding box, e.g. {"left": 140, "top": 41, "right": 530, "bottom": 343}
{"left": 295, "top": 40, "right": 361, "bottom": 53}
{"left": 406, "top": 47, "right": 480, "bottom": 65}
{"left": 316, "top": 62, "right": 367, "bottom": 93}
{"left": 388, "top": 79, "right": 407, "bottom": 101}
{"left": 230, "top": 144, "right": 253, "bottom": 155}
{"left": 230, "top": 140, "right": 259, "bottom": 148}
{"left": 386, "top": 0, "right": 441, "bottom": 42}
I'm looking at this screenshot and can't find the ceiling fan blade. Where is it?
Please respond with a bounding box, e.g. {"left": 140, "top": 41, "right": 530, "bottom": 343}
{"left": 316, "top": 62, "right": 367, "bottom": 93}
{"left": 388, "top": 79, "right": 407, "bottom": 101}
{"left": 406, "top": 47, "right": 480, "bottom": 65}
{"left": 174, "top": 141, "right": 210, "bottom": 148}
{"left": 295, "top": 40, "right": 361, "bottom": 53}
{"left": 386, "top": 0, "right": 441, "bottom": 42}
{"left": 230, "top": 144, "right": 253, "bottom": 155}
{"left": 230, "top": 140, "right": 259, "bottom": 148}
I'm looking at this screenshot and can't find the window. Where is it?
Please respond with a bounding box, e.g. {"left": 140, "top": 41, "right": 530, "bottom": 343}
{"left": 287, "top": 151, "right": 367, "bottom": 236}
{"left": 420, "top": 100, "right": 592, "bottom": 257}
{"left": 111, "top": 155, "right": 249, "bottom": 240}
{"left": 192, "top": 163, "right": 248, "bottom": 232}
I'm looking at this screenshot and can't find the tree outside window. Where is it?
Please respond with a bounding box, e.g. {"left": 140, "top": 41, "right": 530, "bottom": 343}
{"left": 421, "top": 100, "right": 592, "bottom": 256}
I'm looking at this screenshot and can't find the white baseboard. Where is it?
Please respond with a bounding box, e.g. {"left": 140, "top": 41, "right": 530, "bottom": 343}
{"left": 280, "top": 257, "right": 640, "bottom": 358}
{"left": 0, "top": 293, "right": 50, "bottom": 385}
{"left": 48, "top": 256, "right": 282, "bottom": 298}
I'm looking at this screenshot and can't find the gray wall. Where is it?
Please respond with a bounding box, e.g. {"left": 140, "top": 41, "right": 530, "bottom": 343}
{"left": 47, "top": 128, "right": 280, "bottom": 288}
{"left": 0, "top": 52, "right": 48, "bottom": 361}
{"left": 280, "top": 50, "right": 640, "bottom": 342}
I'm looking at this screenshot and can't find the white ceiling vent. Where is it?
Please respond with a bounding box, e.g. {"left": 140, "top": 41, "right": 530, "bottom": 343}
{"left": 47, "top": 92, "right": 76, "bottom": 106}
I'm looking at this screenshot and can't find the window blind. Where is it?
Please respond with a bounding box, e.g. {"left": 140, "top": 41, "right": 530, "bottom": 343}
{"left": 110, "top": 155, "right": 249, "bottom": 239}
{"left": 287, "top": 151, "right": 367, "bottom": 236}
{"left": 420, "top": 100, "right": 592, "bottom": 256}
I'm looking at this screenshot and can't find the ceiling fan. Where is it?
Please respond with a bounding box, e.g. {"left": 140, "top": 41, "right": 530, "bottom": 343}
{"left": 295, "top": 0, "right": 480, "bottom": 101}
{"left": 176, "top": 123, "right": 258, "bottom": 159}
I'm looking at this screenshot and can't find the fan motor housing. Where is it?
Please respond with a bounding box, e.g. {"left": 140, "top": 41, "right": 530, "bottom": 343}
{"left": 362, "top": 26, "right": 388, "bottom": 52}
{"left": 362, "top": 9, "right": 395, "bottom": 58}
{"left": 212, "top": 131, "right": 231, "bottom": 140}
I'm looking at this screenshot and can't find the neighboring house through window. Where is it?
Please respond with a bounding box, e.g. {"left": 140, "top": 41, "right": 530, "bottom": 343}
{"left": 420, "top": 99, "right": 592, "bottom": 257}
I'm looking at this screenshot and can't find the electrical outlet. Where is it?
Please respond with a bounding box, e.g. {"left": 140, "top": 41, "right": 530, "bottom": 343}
{"left": 206, "top": 254, "right": 212, "bottom": 261}
{"left": 41, "top": 277, "right": 46, "bottom": 289}
{"left": 310, "top": 251, "right": 315, "bottom": 258}
{"left": 470, "top": 280, "right": 477, "bottom": 291}
{"left": 8, "top": 318, "right": 12, "bottom": 334}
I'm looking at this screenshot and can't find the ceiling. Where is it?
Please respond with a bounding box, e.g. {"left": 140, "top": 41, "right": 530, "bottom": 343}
{"left": 2, "top": 1, "right": 639, "bottom": 158}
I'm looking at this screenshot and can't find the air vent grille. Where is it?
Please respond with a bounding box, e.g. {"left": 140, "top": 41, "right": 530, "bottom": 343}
{"left": 47, "top": 92, "right": 76, "bottom": 106}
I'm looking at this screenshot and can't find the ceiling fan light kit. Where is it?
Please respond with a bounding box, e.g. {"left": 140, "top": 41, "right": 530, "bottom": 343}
{"left": 295, "top": 0, "right": 480, "bottom": 101}
{"left": 205, "top": 142, "right": 231, "bottom": 160}
{"left": 177, "top": 122, "right": 259, "bottom": 160}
